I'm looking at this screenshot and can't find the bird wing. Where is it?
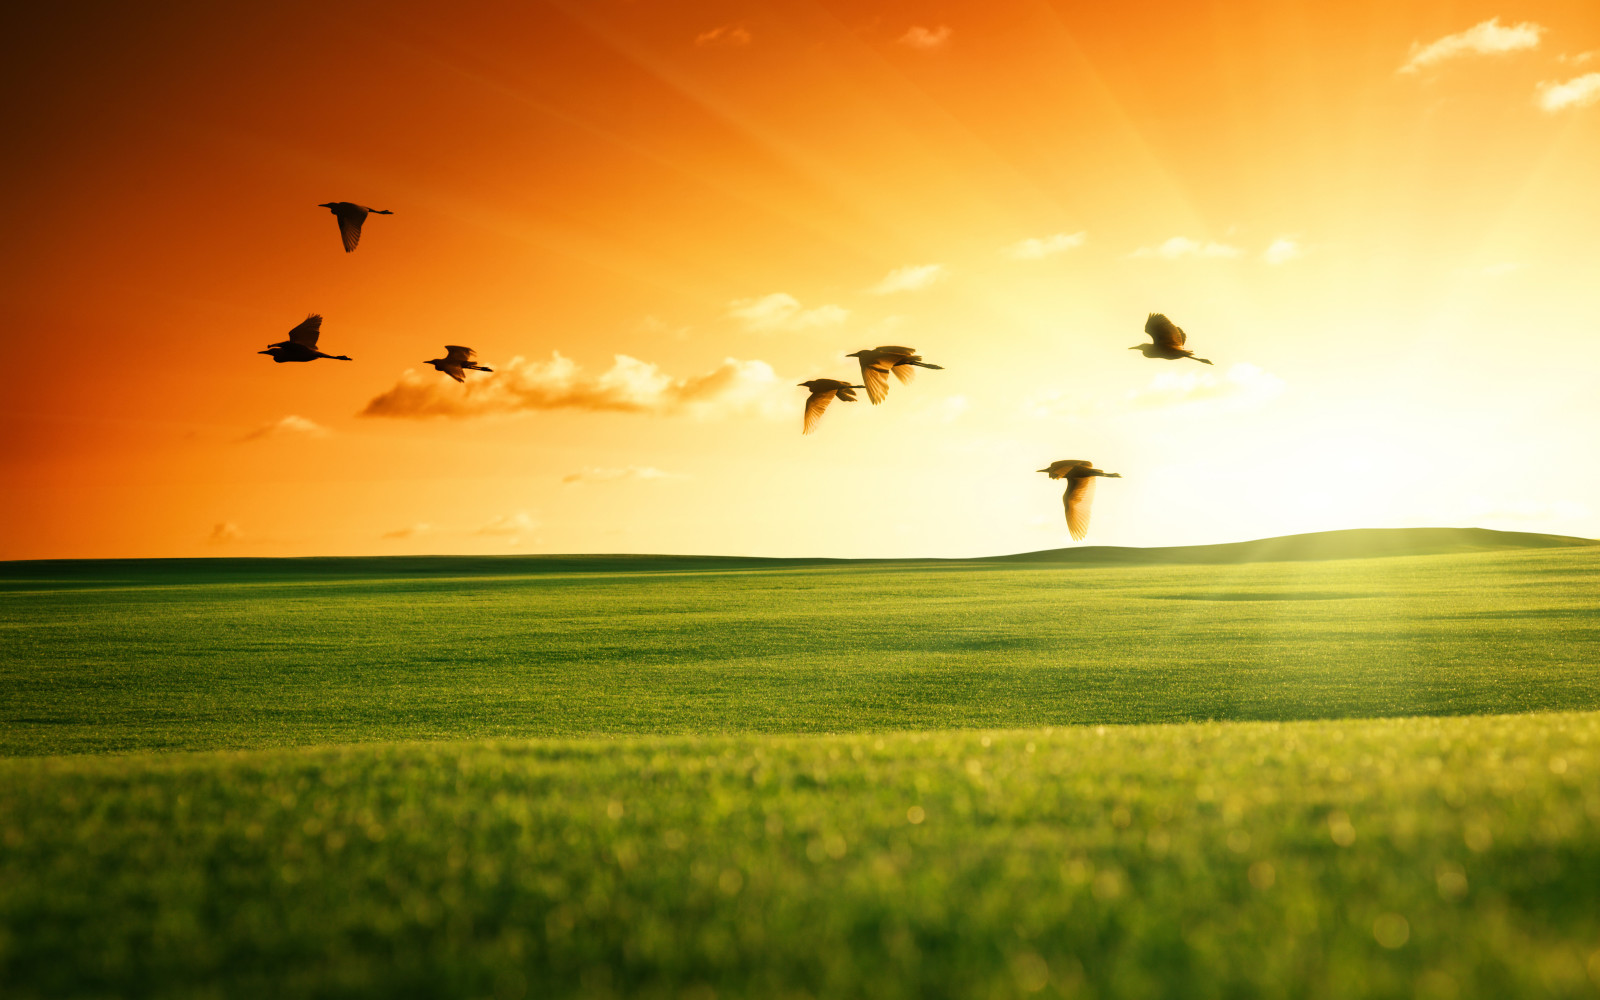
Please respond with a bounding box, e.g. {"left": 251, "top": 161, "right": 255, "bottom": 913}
{"left": 803, "top": 390, "right": 837, "bottom": 434}
{"left": 1043, "top": 459, "right": 1091, "bottom": 478}
{"left": 444, "top": 345, "right": 476, "bottom": 362}
{"left": 333, "top": 206, "right": 366, "bottom": 252}
{"left": 1064, "top": 475, "right": 1097, "bottom": 541}
{"left": 891, "top": 362, "right": 917, "bottom": 386}
{"left": 874, "top": 345, "right": 916, "bottom": 355}
{"left": 860, "top": 361, "right": 891, "bottom": 404}
{"left": 1145, "top": 313, "right": 1185, "bottom": 348}
{"left": 287, "top": 314, "right": 323, "bottom": 348}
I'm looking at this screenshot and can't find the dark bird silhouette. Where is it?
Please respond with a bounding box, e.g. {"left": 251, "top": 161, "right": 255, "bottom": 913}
{"left": 1132, "top": 313, "right": 1212, "bottom": 364}
{"left": 845, "top": 346, "right": 944, "bottom": 404}
{"left": 798, "top": 379, "right": 866, "bottom": 434}
{"left": 259, "top": 315, "right": 352, "bottom": 363}
{"left": 428, "top": 345, "right": 493, "bottom": 382}
{"left": 318, "top": 202, "right": 393, "bottom": 253}
{"left": 1039, "top": 460, "right": 1122, "bottom": 541}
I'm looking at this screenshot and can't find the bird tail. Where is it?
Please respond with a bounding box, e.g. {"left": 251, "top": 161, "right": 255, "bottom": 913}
{"left": 909, "top": 361, "right": 944, "bottom": 369}
{"left": 372, "top": 209, "right": 394, "bottom": 215}
{"left": 333, "top": 355, "right": 353, "bottom": 361}
{"left": 466, "top": 364, "right": 493, "bottom": 372}
{"left": 1105, "top": 473, "right": 1123, "bottom": 478}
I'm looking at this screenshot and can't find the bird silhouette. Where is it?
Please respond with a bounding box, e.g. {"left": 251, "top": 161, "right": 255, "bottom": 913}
{"left": 428, "top": 345, "right": 493, "bottom": 382}
{"left": 259, "top": 315, "right": 352, "bottom": 363}
{"left": 1132, "top": 313, "right": 1212, "bottom": 364}
{"left": 318, "top": 202, "right": 393, "bottom": 253}
{"left": 845, "top": 346, "right": 944, "bottom": 404}
{"left": 1039, "top": 460, "right": 1122, "bottom": 541}
{"left": 798, "top": 379, "right": 866, "bottom": 434}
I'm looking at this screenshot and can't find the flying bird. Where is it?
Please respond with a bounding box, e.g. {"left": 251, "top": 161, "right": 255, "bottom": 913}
{"left": 1039, "top": 460, "right": 1122, "bottom": 541}
{"left": 318, "top": 202, "right": 393, "bottom": 253}
{"left": 428, "top": 345, "right": 493, "bottom": 382}
{"left": 845, "top": 346, "right": 944, "bottom": 404}
{"left": 797, "top": 379, "right": 866, "bottom": 434}
{"left": 1132, "top": 313, "right": 1212, "bottom": 364}
{"left": 259, "top": 315, "right": 352, "bottom": 363}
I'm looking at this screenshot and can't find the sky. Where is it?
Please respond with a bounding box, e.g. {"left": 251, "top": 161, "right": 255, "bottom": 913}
{"left": 2, "top": 0, "right": 1597, "bottom": 559}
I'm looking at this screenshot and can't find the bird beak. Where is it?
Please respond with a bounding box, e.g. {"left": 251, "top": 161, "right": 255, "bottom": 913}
{"left": 1036, "top": 468, "right": 1049, "bottom": 473}
{"left": 258, "top": 350, "right": 271, "bottom": 355}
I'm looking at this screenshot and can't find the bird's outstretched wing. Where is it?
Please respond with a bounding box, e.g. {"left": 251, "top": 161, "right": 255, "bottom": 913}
{"left": 803, "top": 389, "right": 837, "bottom": 434}
{"left": 860, "top": 361, "right": 891, "bottom": 404}
{"left": 287, "top": 314, "right": 323, "bottom": 348}
{"left": 875, "top": 345, "right": 917, "bottom": 355}
{"left": 891, "top": 363, "right": 917, "bottom": 385}
{"left": 1042, "top": 459, "right": 1091, "bottom": 477}
{"left": 1144, "top": 313, "right": 1185, "bottom": 348}
{"left": 333, "top": 206, "right": 366, "bottom": 252}
{"left": 1064, "top": 475, "right": 1097, "bottom": 541}
{"left": 437, "top": 363, "right": 466, "bottom": 382}
{"left": 444, "top": 345, "right": 476, "bottom": 363}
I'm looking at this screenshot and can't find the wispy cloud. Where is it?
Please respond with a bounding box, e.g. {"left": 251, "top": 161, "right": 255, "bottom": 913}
{"left": 728, "top": 293, "right": 848, "bottom": 332}
{"left": 382, "top": 523, "right": 431, "bottom": 540}
{"left": 1263, "top": 238, "right": 1304, "bottom": 265}
{"left": 1399, "top": 17, "right": 1544, "bottom": 74}
{"left": 1130, "top": 236, "right": 1241, "bottom": 260}
{"left": 361, "top": 353, "right": 777, "bottom": 419}
{"left": 1005, "top": 232, "right": 1087, "bottom": 259}
{"left": 239, "top": 415, "right": 328, "bottom": 442}
{"left": 208, "top": 522, "right": 244, "bottom": 545}
{"left": 696, "top": 25, "right": 751, "bottom": 47}
{"left": 562, "top": 466, "right": 682, "bottom": 485}
{"left": 477, "top": 511, "right": 537, "bottom": 544}
{"left": 1536, "top": 72, "right": 1600, "bottom": 112}
{"left": 868, "top": 263, "right": 945, "bottom": 294}
{"left": 898, "top": 25, "right": 952, "bottom": 51}
{"left": 1028, "top": 363, "right": 1284, "bottom": 418}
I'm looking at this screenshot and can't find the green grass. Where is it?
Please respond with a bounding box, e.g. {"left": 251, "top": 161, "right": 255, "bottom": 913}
{"left": 3, "top": 715, "right": 1599, "bottom": 999}
{"left": 2, "top": 544, "right": 1598, "bottom": 756}
{"left": 3, "top": 534, "right": 1598, "bottom": 997}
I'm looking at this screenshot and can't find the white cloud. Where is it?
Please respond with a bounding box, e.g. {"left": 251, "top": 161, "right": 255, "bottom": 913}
{"left": 239, "top": 415, "right": 328, "bottom": 442}
{"left": 1399, "top": 17, "right": 1544, "bottom": 74}
{"left": 1536, "top": 73, "right": 1600, "bottom": 112}
{"left": 727, "top": 293, "right": 849, "bottom": 332}
{"left": 898, "top": 25, "right": 952, "bottom": 51}
{"left": 1263, "top": 238, "right": 1303, "bottom": 265}
{"left": 562, "top": 466, "right": 682, "bottom": 485}
{"left": 1027, "top": 363, "right": 1284, "bottom": 418}
{"left": 696, "top": 25, "right": 751, "bottom": 47}
{"left": 1130, "top": 236, "right": 1242, "bottom": 259}
{"left": 208, "top": 522, "right": 244, "bottom": 545}
{"left": 868, "top": 263, "right": 945, "bottom": 294}
{"left": 1558, "top": 52, "right": 1595, "bottom": 67}
{"left": 1005, "top": 232, "right": 1087, "bottom": 259}
{"left": 361, "top": 353, "right": 778, "bottom": 420}
{"left": 477, "top": 511, "right": 537, "bottom": 543}
{"left": 382, "top": 523, "right": 431, "bottom": 540}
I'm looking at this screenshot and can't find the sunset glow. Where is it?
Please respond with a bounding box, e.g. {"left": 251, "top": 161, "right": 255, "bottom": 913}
{"left": 4, "top": 0, "right": 1597, "bottom": 559}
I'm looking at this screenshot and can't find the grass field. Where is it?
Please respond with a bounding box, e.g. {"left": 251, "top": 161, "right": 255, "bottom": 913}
{"left": 2, "top": 529, "right": 1599, "bottom": 997}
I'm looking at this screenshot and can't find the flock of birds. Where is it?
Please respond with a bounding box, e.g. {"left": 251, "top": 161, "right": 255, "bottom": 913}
{"left": 266, "top": 202, "right": 1216, "bottom": 542}
{"left": 797, "top": 312, "right": 1213, "bottom": 540}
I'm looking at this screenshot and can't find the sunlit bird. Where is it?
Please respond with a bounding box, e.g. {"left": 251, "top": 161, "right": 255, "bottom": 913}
{"left": 1039, "top": 460, "right": 1122, "bottom": 541}
{"left": 845, "top": 346, "right": 944, "bottom": 404}
{"left": 1132, "top": 313, "right": 1212, "bottom": 364}
{"left": 318, "top": 202, "right": 393, "bottom": 253}
{"left": 259, "top": 314, "right": 352, "bottom": 363}
{"left": 797, "top": 379, "right": 866, "bottom": 434}
{"left": 428, "top": 345, "right": 493, "bottom": 382}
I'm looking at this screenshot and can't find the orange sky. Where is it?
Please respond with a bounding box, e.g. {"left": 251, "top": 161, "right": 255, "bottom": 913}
{"left": 2, "top": 0, "right": 1597, "bottom": 559}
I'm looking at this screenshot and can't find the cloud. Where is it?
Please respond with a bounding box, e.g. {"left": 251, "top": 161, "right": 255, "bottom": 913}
{"left": 1028, "top": 363, "right": 1284, "bottom": 418}
{"left": 898, "top": 25, "right": 952, "bottom": 51}
{"left": 924, "top": 395, "right": 969, "bottom": 424}
{"left": 1262, "top": 238, "right": 1303, "bottom": 265}
{"left": 239, "top": 415, "right": 328, "bottom": 442}
{"left": 361, "top": 353, "right": 778, "bottom": 420}
{"left": 208, "top": 522, "right": 244, "bottom": 545}
{"left": 382, "top": 523, "right": 431, "bottom": 540}
{"left": 1558, "top": 52, "right": 1595, "bottom": 67}
{"left": 1536, "top": 73, "right": 1600, "bottom": 112}
{"left": 867, "top": 263, "right": 945, "bottom": 294}
{"left": 1130, "top": 237, "right": 1241, "bottom": 259}
{"left": 1005, "top": 232, "right": 1087, "bottom": 259}
{"left": 696, "top": 25, "right": 751, "bottom": 47}
{"left": 476, "top": 512, "right": 538, "bottom": 545}
{"left": 728, "top": 293, "right": 848, "bottom": 332}
{"left": 562, "top": 466, "right": 682, "bottom": 485}
{"left": 1399, "top": 17, "right": 1544, "bottom": 74}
